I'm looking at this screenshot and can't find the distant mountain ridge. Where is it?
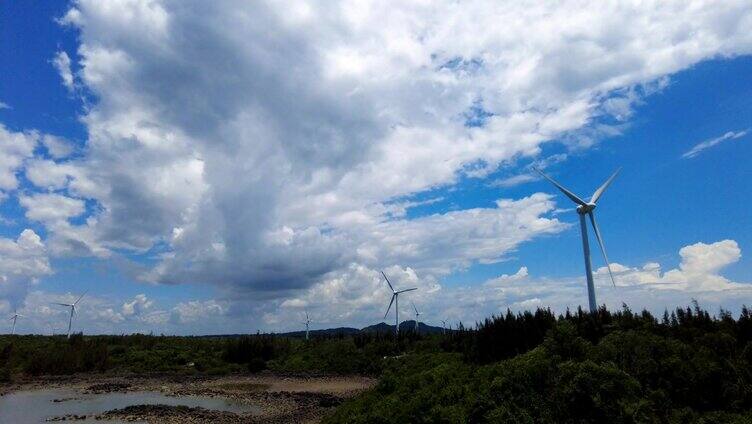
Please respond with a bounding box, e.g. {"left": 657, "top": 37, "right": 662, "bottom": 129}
{"left": 360, "top": 321, "right": 445, "bottom": 335}
{"left": 283, "top": 321, "right": 446, "bottom": 337}
{"left": 200, "top": 321, "right": 447, "bottom": 338}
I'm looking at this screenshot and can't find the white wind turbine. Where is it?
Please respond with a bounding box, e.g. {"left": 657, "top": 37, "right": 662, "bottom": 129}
{"left": 411, "top": 302, "right": 422, "bottom": 333}
{"left": 52, "top": 292, "right": 87, "bottom": 338}
{"left": 303, "top": 311, "right": 312, "bottom": 340}
{"left": 382, "top": 271, "right": 417, "bottom": 336}
{"left": 9, "top": 310, "right": 24, "bottom": 335}
{"left": 534, "top": 168, "right": 619, "bottom": 312}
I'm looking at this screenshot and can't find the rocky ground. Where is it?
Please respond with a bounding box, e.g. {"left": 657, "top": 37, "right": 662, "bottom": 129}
{"left": 0, "top": 372, "right": 376, "bottom": 423}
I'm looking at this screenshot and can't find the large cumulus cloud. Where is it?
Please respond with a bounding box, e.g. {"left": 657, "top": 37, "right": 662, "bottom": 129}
{"left": 18, "top": 0, "right": 752, "bottom": 300}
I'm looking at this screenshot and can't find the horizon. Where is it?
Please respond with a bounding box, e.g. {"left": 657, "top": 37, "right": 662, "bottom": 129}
{"left": 1, "top": 1, "right": 751, "bottom": 336}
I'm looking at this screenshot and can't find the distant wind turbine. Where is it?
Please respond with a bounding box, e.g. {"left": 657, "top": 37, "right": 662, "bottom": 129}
{"left": 440, "top": 319, "right": 448, "bottom": 335}
{"left": 411, "top": 302, "right": 422, "bottom": 333}
{"left": 303, "top": 311, "right": 311, "bottom": 340}
{"left": 52, "top": 291, "right": 87, "bottom": 338}
{"left": 382, "top": 271, "right": 417, "bottom": 336}
{"left": 9, "top": 310, "right": 23, "bottom": 335}
{"left": 534, "top": 167, "right": 620, "bottom": 312}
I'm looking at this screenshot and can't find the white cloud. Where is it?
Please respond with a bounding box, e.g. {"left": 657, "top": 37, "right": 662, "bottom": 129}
{"left": 121, "top": 293, "right": 153, "bottom": 317}
{"left": 682, "top": 130, "right": 748, "bottom": 158}
{"left": 171, "top": 300, "right": 226, "bottom": 324}
{"left": 0, "top": 101, "right": 9, "bottom": 110}
{"left": 0, "top": 124, "right": 38, "bottom": 195}
{"left": 42, "top": 135, "right": 75, "bottom": 159}
{"left": 97, "top": 308, "right": 125, "bottom": 323}
{"left": 485, "top": 267, "right": 529, "bottom": 286}
{"left": 52, "top": 51, "right": 75, "bottom": 91}
{"left": 0, "top": 230, "right": 52, "bottom": 309}
{"left": 490, "top": 154, "right": 568, "bottom": 188}
{"left": 600, "top": 239, "right": 744, "bottom": 291}
{"left": 19, "top": 193, "right": 86, "bottom": 225}
{"left": 491, "top": 174, "right": 537, "bottom": 188}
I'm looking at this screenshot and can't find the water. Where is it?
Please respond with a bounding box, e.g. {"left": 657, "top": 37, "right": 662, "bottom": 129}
{"left": 0, "top": 388, "right": 261, "bottom": 423}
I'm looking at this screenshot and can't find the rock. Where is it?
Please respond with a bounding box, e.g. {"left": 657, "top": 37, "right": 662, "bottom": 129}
{"left": 84, "top": 382, "right": 130, "bottom": 393}
{"left": 46, "top": 414, "right": 88, "bottom": 421}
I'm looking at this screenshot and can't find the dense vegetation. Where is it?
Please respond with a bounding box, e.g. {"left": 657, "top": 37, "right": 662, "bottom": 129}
{"left": 0, "top": 330, "right": 420, "bottom": 378}
{"left": 2, "top": 303, "right": 752, "bottom": 422}
{"left": 326, "top": 304, "right": 752, "bottom": 423}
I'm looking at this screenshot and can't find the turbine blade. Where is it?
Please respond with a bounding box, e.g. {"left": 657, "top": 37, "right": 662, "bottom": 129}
{"left": 74, "top": 291, "right": 88, "bottom": 305}
{"left": 397, "top": 287, "right": 417, "bottom": 294}
{"left": 412, "top": 302, "right": 419, "bottom": 315}
{"left": 381, "top": 271, "right": 395, "bottom": 292}
{"left": 384, "top": 294, "right": 396, "bottom": 319}
{"left": 52, "top": 302, "right": 72, "bottom": 307}
{"left": 590, "top": 168, "right": 621, "bottom": 204}
{"left": 533, "top": 168, "right": 586, "bottom": 206}
{"left": 589, "top": 212, "right": 616, "bottom": 287}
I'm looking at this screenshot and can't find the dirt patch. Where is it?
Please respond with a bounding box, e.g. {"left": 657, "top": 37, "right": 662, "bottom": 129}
{"left": 96, "top": 404, "right": 244, "bottom": 423}
{"left": 265, "top": 375, "right": 374, "bottom": 395}
{"left": 212, "top": 382, "right": 270, "bottom": 393}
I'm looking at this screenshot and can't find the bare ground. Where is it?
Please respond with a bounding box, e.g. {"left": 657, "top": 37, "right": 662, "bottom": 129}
{"left": 0, "top": 372, "right": 375, "bottom": 423}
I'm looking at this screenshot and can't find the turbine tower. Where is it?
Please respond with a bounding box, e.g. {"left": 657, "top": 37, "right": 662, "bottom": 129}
{"left": 303, "top": 311, "right": 311, "bottom": 340}
{"left": 411, "top": 302, "right": 422, "bottom": 333}
{"left": 534, "top": 168, "right": 619, "bottom": 312}
{"left": 9, "top": 310, "right": 23, "bottom": 335}
{"left": 382, "top": 271, "right": 417, "bottom": 336}
{"left": 52, "top": 291, "right": 86, "bottom": 339}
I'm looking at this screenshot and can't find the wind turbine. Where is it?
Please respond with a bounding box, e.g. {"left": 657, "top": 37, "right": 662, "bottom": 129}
{"left": 303, "top": 311, "right": 311, "bottom": 340}
{"left": 52, "top": 291, "right": 86, "bottom": 338}
{"left": 9, "top": 310, "right": 23, "bottom": 335}
{"left": 382, "top": 271, "right": 417, "bottom": 336}
{"left": 440, "top": 319, "right": 448, "bottom": 335}
{"left": 534, "top": 168, "right": 619, "bottom": 312}
{"left": 411, "top": 302, "right": 422, "bottom": 333}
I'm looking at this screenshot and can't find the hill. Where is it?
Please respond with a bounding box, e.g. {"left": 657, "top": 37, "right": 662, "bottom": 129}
{"left": 197, "top": 321, "right": 445, "bottom": 339}
{"left": 361, "top": 320, "right": 445, "bottom": 335}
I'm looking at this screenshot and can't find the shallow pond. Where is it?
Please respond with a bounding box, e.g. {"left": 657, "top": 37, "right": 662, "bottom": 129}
{"left": 0, "top": 388, "right": 261, "bottom": 423}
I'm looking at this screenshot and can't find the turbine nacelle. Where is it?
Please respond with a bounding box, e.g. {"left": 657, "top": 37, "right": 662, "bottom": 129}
{"left": 576, "top": 203, "right": 596, "bottom": 214}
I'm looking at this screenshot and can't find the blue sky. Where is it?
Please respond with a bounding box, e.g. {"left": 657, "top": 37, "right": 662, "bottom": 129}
{"left": 1, "top": 1, "right": 751, "bottom": 334}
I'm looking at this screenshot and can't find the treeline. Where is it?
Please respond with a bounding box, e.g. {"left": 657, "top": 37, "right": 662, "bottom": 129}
{"left": 0, "top": 329, "right": 424, "bottom": 379}
{"left": 0, "top": 334, "right": 109, "bottom": 377}
{"left": 0, "top": 333, "right": 239, "bottom": 378}
{"left": 443, "top": 302, "right": 752, "bottom": 364}
{"left": 325, "top": 304, "right": 752, "bottom": 423}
